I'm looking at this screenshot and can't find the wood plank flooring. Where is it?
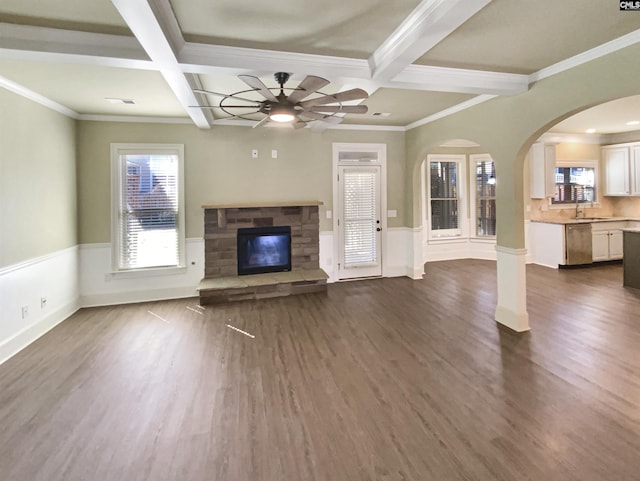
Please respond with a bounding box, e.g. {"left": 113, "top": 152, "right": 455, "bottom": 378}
{"left": 1, "top": 259, "right": 639, "bottom": 481}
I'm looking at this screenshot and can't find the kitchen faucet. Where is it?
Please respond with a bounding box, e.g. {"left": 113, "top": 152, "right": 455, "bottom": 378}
{"left": 575, "top": 203, "right": 584, "bottom": 219}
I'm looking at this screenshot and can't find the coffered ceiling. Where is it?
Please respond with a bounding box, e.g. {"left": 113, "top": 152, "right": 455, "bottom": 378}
{"left": 0, "top": 0, "right": 639, "bottom": 133}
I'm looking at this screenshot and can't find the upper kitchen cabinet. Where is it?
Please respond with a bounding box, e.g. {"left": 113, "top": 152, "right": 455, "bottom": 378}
{"left": 602, "top": 143, "right": 640, "bottom": 196}
{"left": 530, "top": 143, "right": 556, "bottom": 199}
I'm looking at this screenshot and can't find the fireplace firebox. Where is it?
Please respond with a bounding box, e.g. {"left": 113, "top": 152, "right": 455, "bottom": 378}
{"left": 237, "top": 226, "right": 291, "bottom": 276}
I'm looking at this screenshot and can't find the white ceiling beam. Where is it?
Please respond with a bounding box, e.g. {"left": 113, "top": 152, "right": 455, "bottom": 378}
{"left": 369, "top": 0, "right": 493, "bottom": 82}
{"left": 389, "top": 64, "right": 528, "bottom": 95}
{"left": 0, "top": 22, "right": 153, "bottom": 69}
{"left": 179, "top": 42, "right": 372, "bottom": 84}
{"left": 179, "top": 42, "right": 523, "bottom": 96}
{"left": 110, "top": 0, "right": 210, "bottom": 128}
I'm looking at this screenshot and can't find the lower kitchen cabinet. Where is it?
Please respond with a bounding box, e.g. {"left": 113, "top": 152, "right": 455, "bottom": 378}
{"left": 592, "top": 228, "right": 623, "bottom": 262}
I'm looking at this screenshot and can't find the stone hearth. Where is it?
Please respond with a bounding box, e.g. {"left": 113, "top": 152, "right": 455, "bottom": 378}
{"left": 198, "top": 201, "right": 327, "bottom": 304}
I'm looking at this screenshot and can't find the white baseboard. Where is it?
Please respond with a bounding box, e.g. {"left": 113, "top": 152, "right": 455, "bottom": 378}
{"left": 0, "top": 246, "right": 80, "bottom": 365}
{"left": 81, "top": 287, "right": 198, "bottom": 308}
{"left": 79, "top": 238, "right": 205, "bottom": 307}
{"left": 0, "top": 300, "right": 79, "bottom": 365}
{"left": 320, "top": 228, "right": 422, "bottom": 281}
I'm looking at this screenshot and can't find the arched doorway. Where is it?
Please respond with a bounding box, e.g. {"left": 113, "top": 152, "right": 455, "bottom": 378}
{"left": 405, "top": 42, "right": 640, "bottom": 332}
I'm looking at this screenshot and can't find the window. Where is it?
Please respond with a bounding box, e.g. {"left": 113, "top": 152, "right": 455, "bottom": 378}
{"left": 427, "top": 155, "right": 465, "bottom": 238}
{"left": 552, "top": 167, "right": 596, "bottom": 204}
{"left": 111, "top": 144, "right": 185, "bottom": 272}
{"left": 471, "top": 155, "right": 496, "bottom": 237}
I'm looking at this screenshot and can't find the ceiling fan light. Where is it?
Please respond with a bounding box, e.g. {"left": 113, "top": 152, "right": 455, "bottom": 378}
{"left": 269, "top": 105, "right": 295, "bottom": 123}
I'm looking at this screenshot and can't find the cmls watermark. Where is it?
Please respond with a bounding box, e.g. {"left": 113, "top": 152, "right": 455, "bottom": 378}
{"left": 620, "top": 1, "right": 640, "bottom": 10}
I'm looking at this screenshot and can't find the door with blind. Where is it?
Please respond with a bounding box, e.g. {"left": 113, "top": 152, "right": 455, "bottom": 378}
{"left": 337, "top": 165, "right": 382, "bottom": 279}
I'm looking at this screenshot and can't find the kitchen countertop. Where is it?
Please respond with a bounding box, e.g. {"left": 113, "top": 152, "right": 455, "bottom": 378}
{"left": 531, "top": 217, "right": 636, "bottom": 225}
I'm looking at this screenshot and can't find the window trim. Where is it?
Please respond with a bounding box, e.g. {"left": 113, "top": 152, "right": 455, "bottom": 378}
{"left": 469, "top": 153, "right": 496, "bottom": 239}
{"left": 426, "top": 154, "right": 467, "bottom": 240}
{"left": 110, "top": 143, "right": 186, "bottom": 275}
{"left": 549, "top": 159, "right": 599, "bottom": 208}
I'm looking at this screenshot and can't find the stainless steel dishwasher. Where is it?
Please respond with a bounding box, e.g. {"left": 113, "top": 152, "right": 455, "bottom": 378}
{"left": 565, "top": 223, "right": 593, "bottom": 265}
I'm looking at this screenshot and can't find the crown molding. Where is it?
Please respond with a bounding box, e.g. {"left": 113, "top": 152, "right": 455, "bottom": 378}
{"left": 405, "top": 94, "right": 496, "bottom": 130}
{"left": 0, "top": 74, "right": 79, "bottom": 118}
{"left": 78, "top": 114, "right": 191, "bottom": 124}
{"left": 529, "top": 28, "right": 640, "bottom": 83}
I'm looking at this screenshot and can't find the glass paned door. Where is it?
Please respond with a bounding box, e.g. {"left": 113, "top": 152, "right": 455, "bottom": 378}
{"left": 338, "top": 166, "right": 382, "bottom": 279}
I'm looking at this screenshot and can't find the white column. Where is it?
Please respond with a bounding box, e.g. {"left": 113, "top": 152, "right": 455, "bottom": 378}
{"left": 410, "top": 227, "right": 425, "bottom": 279}
{"left": 495, "top": 245, "right": 530, "bottom": 332}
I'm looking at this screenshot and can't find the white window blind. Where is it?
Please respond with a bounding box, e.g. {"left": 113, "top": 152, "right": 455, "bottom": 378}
{"left": 112, "top": 145, "right": 184, "bottom": 271}
{"left": 474, "top": 159, "right": 496, "bottom": 237}
{"left": 430, "top": 161, "right": 459, "bottom": 232}
{"left": 343, "top": 170, "right": 377, "bottom": 266}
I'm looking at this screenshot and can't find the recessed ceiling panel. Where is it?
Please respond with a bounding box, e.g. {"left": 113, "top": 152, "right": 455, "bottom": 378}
{"left": 342, "top": 89, "right": 474, "bottom": 126}
{"left": 550, "top": 95, "right": 640, "bottom": 134}
{"left": 0, "top": 0, "right": 129, "bottom": 34}
{"left": 0, "top": 59, "right": 187, "bottom": 117}
{"left": 170, "top": 0, "right": 423, "bottom": 58}
{"left": 415, "top": 0, "right": 640, "bottom": 74}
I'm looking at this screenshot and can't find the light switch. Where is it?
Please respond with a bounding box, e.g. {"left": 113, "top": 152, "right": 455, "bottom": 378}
{"left": 251, "top": 149, "right": 258, "bottom": 158}
{"left": 326, "top": 210, "right": 332, "bottom": 219}
{"left": 272, "top": 150, "right": 278, "bottom": 159}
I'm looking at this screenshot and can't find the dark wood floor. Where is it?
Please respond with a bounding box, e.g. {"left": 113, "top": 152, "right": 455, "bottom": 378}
{"left": 1, "top": 260, "right": 640, "bottom": 481}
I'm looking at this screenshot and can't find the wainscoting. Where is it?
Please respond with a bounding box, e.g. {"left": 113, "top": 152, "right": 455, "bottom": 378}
{"left": 79, "top": 238, "right": 205, "bottom": 307}
{"left": 1, "top": 228, "right": 422, "bottom": 363}
{"left": 0, "top": 246, "right": 79, "bottom": 364}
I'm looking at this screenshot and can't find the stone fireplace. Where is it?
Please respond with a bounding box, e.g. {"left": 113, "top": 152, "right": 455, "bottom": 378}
{"left": 197, "top": 201, "right": 328, "bottom": 304}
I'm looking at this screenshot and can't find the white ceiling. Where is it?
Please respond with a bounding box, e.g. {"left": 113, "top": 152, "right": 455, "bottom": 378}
{"left": 0, "top": 0, "right": 639, "bottom": 133}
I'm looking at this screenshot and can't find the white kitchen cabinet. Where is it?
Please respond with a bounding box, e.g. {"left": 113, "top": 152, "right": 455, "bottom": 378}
{"left": 530, "top": 142, "right": 556, "bottom": 198}
{"left": 610, "top": 230, "right": 624, "bottom": 258}
{"left": 631, "top": 145, "right": 640, "bottom": 195}
{"left": 602, "top": 143, "right": 640, "bottom": 196}
{"left": 592, "top": 230, "right": 610, "bottom": 261}
{"left": 591, "top": 226, "right": 624, "bottom": 261}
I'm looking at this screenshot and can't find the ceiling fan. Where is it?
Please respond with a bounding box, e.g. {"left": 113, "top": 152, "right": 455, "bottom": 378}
{"left": 192, "top": 72, "right": 369, "bottom": 128}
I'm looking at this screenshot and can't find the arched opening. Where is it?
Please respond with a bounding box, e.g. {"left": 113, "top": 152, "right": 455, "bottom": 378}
{"left": 417, "top": 138, "right": 499, "bottom": 267}
{"left": 407, "top": 92, "right": 640, "bottom": 332}
{"left": 523, "top": 94, "right": 640, "bottom": 270}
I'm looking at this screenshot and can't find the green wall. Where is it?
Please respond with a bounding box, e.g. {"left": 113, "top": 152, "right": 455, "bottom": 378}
{"left": 406, "top": 42, "right": 640, "bottom": 248}
{"left": 0, "top": 89, "right": 77, "bottom": 267}
{"left": 76, "top": 122, "right": 406, "bottom": 243}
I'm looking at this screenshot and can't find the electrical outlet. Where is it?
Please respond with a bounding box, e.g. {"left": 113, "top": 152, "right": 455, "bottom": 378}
{"left": 21, "top": 306, "right": 29, "bottom": 319}
{"left": 41, "top": 297, "right": 47, "bottom": 308}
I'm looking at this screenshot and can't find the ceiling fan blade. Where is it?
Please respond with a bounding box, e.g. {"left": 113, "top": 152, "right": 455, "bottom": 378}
{"left": 287, "top": 75, "right": 330, "bottom": 104}
{"left": 193, "top": 89, "right": 258, "bottom": 104}
{"left": 298, "top": 111, "right": 343, "bottom": 124}
{"left": 293, "top": 120, "right": 308, "bottom": 129}
{"left": 299, "top": 88, "right": 369, "bottom": 108}
{"left": 309, "top": 105, "right": 368, "bottom": 114}
{"left": 238, "top": 75, "right": 278, "bottom": 102}
{"left": 190, "top": 105, "right": 261, "bottom": 109}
